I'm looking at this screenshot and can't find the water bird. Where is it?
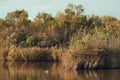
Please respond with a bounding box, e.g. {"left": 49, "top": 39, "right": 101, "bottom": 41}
{"left": 44, "top": 70, "right": 49, "bottom": 74}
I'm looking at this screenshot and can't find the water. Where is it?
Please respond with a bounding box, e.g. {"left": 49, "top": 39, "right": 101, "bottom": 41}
{"left": 0, "top": 62, "right": 120, "bottom": 80}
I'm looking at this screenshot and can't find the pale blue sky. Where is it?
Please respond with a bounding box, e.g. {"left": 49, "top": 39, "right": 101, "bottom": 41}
{"left": 0, "top": 0, "right": 120, "bottom": 20}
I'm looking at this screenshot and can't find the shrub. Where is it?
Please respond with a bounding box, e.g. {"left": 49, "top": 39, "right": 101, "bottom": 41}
{"left": 26, "top": 36, "right": 38, "bottom": 47}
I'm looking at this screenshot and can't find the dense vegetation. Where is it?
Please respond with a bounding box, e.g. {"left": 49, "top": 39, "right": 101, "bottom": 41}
{"left": 0, "top": 3, "right": 120, "bottom": 65}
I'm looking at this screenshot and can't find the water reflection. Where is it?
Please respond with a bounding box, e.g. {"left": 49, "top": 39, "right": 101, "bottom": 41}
{"left": 0, "top": 62, "right": 120, "bottom": 80}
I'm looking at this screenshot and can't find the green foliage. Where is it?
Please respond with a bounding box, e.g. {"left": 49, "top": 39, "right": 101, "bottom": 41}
{"left": 26, "top": 36, "right": 38, "bottom": 47}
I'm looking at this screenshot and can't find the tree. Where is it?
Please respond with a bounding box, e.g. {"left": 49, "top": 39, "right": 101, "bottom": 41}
{"left": 86, "top": 15, "right": 102, "bottom": 28}
{"left": 34, "top": 12, "right": 53, "bottom": 24}
{"left": 0, "top": 18, "right": 5, "bottom": 27}
{"left": 56, "top": 3, "right": 86, "bottom": 41}
{"left": 64, "top": 3, "right": 84, "bottom": 15}
{"left": 5, "top": 9, "right": 29, "bottom": 26}
{"left": 34, "top": 12, "right": 58, "bottom": 31}
{"left": 26, "top": 36, "right": 38, "bottom": 47}
{"left": 7, "top": 30, "right": 26, "bottom": 46}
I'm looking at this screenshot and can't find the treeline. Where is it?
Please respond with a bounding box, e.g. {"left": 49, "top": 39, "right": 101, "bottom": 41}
{"left": 0, "top": 3, "right": 120, "bottom": 62}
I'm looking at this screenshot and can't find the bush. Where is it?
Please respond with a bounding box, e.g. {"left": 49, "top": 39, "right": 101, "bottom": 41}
{"left": 26, "top": 36, "right": 38, "bottom": 47}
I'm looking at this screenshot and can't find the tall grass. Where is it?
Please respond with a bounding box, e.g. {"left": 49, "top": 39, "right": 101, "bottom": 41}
{"left": 69, "top": 26, "right": 120, "bottom": 54}
{"left": 60, "top": 26, "right": 120, "bottom": 69}
{"left": 7, "top": 46, "right": 61, "bottom": 62}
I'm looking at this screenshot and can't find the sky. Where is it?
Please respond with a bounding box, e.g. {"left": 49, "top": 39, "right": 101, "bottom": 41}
{"left": 0, "top": 0, "right": 120, "bottom": 20}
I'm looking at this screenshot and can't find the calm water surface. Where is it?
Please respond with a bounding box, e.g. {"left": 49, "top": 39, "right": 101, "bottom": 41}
{"left": 0, "top": 62, "right": 120, "bottom": 80}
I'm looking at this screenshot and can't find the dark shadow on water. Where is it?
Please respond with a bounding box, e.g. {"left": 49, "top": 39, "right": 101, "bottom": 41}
{"left": 0, "top": 62, "right": 120, "bottom": 80}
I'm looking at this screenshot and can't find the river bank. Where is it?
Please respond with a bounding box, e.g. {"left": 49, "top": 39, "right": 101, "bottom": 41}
{"left": 0, "top": 3, "right": 120, "bottom": 70}
{"left": 0, "top": 45, "right": 120, "bottom": 70}
{"left": 62, "top": 51, "right": 120, "bottom": 70}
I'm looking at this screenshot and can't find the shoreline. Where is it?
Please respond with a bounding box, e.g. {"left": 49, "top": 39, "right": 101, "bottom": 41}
{"left": 0, "top": 3, "right": 120, "bottom": 70}
{"left": 1, "top": 48, "right": 120, "bottom": 70}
